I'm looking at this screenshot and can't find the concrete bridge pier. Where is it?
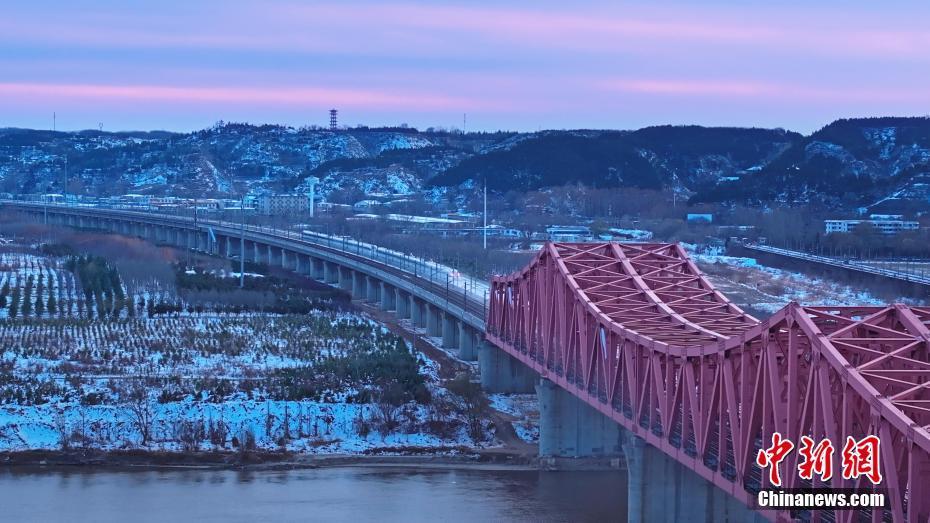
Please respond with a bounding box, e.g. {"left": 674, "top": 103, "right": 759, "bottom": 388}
{"left": 338, "top": 266, "right": 353, "bottom": 291}
{"left": 395, "top": 289, "right": 410, "bottom": 319}
{"left": 458, "top": 324, "right": 478, "bottom": 361}
{"left": 536, "top": 378, "right": 622, "bottom": 458}
{"left": 294, "top": 253, "right": 307, "bottom": 275}
{"left": 623, "top": 435, "right": 766, "bottom": 523}
{"left": 324, "top": 261, "right": 338, "bottom": 284}
{"left": 441, "top": 313, "right": 458, "bottom": 349}
{"left": 352, "top": 271, "right": 366, "bottom": 298}
{"left": 426, "top": 304, "right": 442, "bottom": 337}
{"left": 311, "top": 258, "right": 325, "bottom": 280}
{"left": 280, "top": 249, "right": 291, "bottom": 270}
{"left": 323, "top": 261, "right": 339, "bottom": 284}
{"left": 411, "top": 297, "right": 425, "bottom": 328}
{"left": 366, "top": 276, "right": 380, "bottom": 303}
{"left": 267, "top": 245, "right": 281, "bottom": 266}
{"left": 380, "top": 282, "right": 395, "bottom": 311}
{"left": 478, "top": 342, "right": 537, "bottom": 393}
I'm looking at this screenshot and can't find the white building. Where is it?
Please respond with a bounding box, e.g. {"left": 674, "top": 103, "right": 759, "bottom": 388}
{"left": 825, "top": 215, "right": 919, "bottom": 235}
{"left": 257, "top": 194, "right": 310, "bottom": 215}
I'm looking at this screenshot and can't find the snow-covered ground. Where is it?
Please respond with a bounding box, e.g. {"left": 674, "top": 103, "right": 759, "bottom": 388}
{"left": 0, "top": 248, "right": 494, "bottom": 454}
{"left": 488, "top": 394, "right": 539, "bottom": 443}
{"left": 686, "top": 245, "right": 919, "bottom": 314}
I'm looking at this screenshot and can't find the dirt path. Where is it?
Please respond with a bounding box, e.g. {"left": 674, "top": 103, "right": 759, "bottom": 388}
{"left": 358, "top": 302, "right": 538, "bottom": 458}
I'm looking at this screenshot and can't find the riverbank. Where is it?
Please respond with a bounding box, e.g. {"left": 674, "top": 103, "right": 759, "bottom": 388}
{"left": 0, "top": 446, "right": 544, "bottom": 473}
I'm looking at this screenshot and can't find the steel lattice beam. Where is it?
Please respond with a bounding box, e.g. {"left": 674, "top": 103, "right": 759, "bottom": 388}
{"left": 487, "top": 242, "right": 930, "bottom": 523}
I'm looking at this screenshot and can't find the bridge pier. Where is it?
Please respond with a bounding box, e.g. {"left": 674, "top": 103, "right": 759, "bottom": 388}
{"left": 458, "top": 325, "right": 478, "bottom": 361}
{"left": 366, "top": 276, "right": 379, "bottom": 302}
{"left": 312, "top": 258, "right": 325, "bottom": 280}
{"left": 411, "top": 297, "right": 425, "bottom": 327}
{"left": 267, "top": 245, "right": 281, "bottom": 266}
{"left": 324, "top": 262, "right": 338, "bottom": 284}
{"left": 248, "top": 241, "right": 259, "bottom": 263}
{"left": 395, "top": 289, "right": 410, "bottom": 318}
{"left": 338, "top": 266, "right": 352, "bottom": 291}
{"left": 441, "top": 313, "right": 457, "bottom": 349}
{"left": 426, "top": 304, "right": 441, "bottom": 337}
{"left": 225, "top": 236, "right": 237, "bottom": 258}
{"left": 352, "top": 271, "right": 366, "bottom": 298}
{"left": 380, "top": 282, "right": 395, "bottom": 311}
{"left": 477, "top": 341, "right": 536, "bottom": 393}
{"left": 537, "top": 378, "right": 622, "bottom": 458}
{"left": 623, "top": 435, "right": 766, "bottom": 523}
{"left": 285, "top": 249, "right": 295, "bottom": 270}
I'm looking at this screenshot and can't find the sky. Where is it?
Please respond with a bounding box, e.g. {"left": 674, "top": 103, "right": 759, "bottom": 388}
{"left": 2, "top": 1, "right": 929, "bottom": 134}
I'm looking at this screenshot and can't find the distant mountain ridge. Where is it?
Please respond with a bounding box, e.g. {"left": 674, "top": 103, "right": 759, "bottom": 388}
{"left": 691, "top": 117, "right": 930, "bottom": 211}
{"left": 1, "top": 118, "right": 928, "bottom": 212}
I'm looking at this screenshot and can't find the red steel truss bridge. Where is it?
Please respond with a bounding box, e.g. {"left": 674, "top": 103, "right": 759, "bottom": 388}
{"left": 487, "top": 242, "right": 930, "bottom": 522}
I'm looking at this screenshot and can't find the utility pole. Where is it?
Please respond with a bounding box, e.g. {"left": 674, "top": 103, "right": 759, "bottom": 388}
{"left": 188, "top": 198, "right": 197, "bottom": 267}
{"left": 483, "top": 183, "right": 488, "bottom": 250}
{"left": 63, "top": 155, "right": 68, "bottom": 204}
{"left": 240, "top": 195, "right": 246, "bottom": 289}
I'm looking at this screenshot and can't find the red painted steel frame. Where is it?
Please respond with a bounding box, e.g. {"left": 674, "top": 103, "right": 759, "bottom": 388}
{"left": 487, "top": 242, "right": 930, "bottom": 522}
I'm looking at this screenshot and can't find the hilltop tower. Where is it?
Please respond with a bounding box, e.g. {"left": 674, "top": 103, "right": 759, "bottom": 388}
{"left": 329, "top": 109, "right": 338, "bottom": 130}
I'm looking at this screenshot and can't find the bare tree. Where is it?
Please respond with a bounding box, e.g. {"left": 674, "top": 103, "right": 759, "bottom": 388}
{"left": 123, "top": 380, "right": 155, "bottom": 447}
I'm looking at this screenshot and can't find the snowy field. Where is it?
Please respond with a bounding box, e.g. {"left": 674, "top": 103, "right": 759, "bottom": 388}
{"left": 687, "top": 245, "right": 922, "bottom": 315}
{"left": 0, "top": 248, "right": 491, "bottom": 454}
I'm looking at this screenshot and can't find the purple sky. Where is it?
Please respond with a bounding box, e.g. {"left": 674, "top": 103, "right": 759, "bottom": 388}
{"left": 3, "top": 1, "right": 929, "bottom": 133}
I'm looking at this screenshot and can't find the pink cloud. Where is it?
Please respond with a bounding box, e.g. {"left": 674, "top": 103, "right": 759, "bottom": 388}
{"left": 0, "top": 82, "right": 490, "bottom": 111}
{"left": 4, "top": 2, "right": 929, "bottom": 62}
{"left": 598, "top": 78, "right": 930, "bottom": 104}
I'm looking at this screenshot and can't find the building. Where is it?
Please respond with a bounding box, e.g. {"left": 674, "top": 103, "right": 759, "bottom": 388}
{"left": 257, "top": 194, "right": 310, "bottom": 215}
{"left": 825, "top": 215, "right": 919, "bottom": 235}
{"left": 545, "top": 225, "right": 593, "bottom": 242}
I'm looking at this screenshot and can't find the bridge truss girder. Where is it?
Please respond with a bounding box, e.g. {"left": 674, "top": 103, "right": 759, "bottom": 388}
{"left": 488, "top": 242, "right": 930, "bottom": 522}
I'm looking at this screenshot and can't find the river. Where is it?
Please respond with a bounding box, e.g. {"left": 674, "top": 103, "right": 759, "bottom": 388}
{"left": 0, "top": 466, "right": 627, "bottom": 522}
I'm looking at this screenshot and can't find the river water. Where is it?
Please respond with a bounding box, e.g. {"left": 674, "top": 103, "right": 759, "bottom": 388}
{"left": 0, "top": 466, "right": 627, "bottom": 522}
